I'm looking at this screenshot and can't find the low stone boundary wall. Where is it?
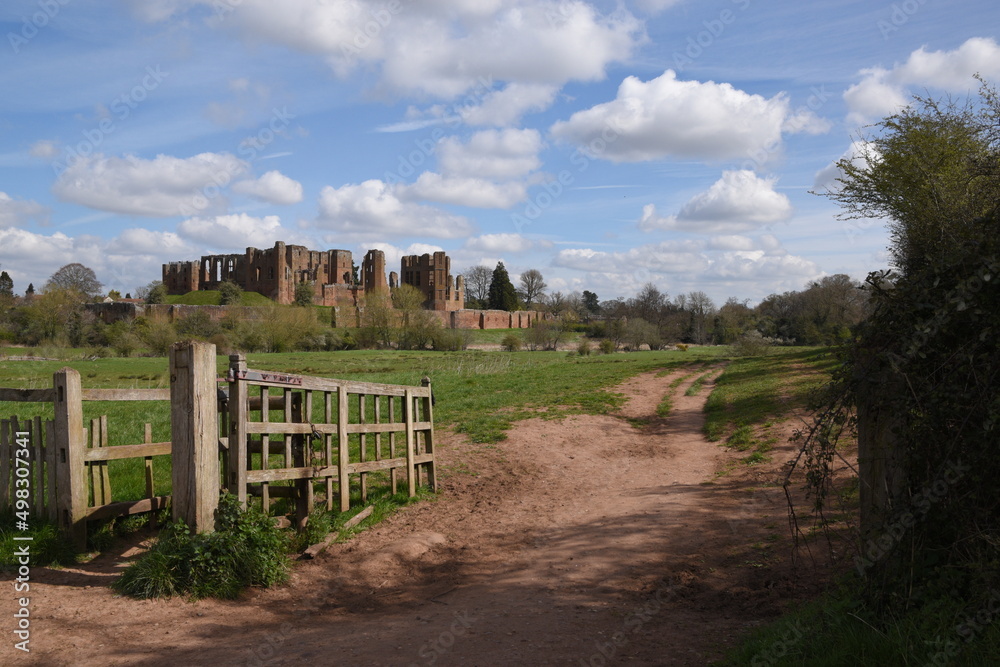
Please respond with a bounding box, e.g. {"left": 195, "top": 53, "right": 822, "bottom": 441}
{"left": 87, "top": 303, "right": 550, "bottom": 330}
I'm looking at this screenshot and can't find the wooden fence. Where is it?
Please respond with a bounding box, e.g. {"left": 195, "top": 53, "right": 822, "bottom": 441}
{"left": 0, "top": 341, "right": 437, "bottom": 546}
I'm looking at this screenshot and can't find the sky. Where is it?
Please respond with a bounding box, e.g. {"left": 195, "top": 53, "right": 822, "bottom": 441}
{"left": 2, "top": 0, "right": 999, "bottom": 306}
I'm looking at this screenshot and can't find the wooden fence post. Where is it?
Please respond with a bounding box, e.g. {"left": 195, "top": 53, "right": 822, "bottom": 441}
{"left": 53, "top": 368, "right": 87, "bottom": 550}
{"left": 405, "top": 388, "right": 416, "bottom": 498}
{"left": 421, "top": 377, "right": 437, "bottom": 493}
{"left": 170, "top": 341, "right": 219, "bottom": 533}
{"left": 228, "top": 354, "right": 248, "bottom": 508}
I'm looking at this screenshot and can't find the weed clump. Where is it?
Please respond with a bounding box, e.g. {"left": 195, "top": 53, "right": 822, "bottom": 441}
{"left": 113, "top": 493, "right": 289, "bottom": 599}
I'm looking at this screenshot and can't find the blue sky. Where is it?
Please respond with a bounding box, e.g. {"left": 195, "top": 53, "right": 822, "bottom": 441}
{"left": 2, "top": 0, "right": 999, "bottom": 305}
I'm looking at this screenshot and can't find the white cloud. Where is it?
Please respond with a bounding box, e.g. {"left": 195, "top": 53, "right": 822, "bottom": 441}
{"left": 183, "top": 1, "right": 642, "bottom": 100}
{"left": 459, "top": 83, "right": 560, "bottom": 127}
{"left": 462, "top": 233, "right": 535, "bottom": 254}
{"left": 552, "top": 235, "right": 820, "bottom": 296}
{"left": 106, "top": 228, "right": 195, "bottom": 256}
{"left": 52, "top": 153, "right": 248, "bottom": 217}
{"left": 550, "top": 70, "right": 791, "bottom": 162}
{"left": 360, "top": 242, "right": 445, "bottom": 268}
{"left": 0, "top": 192, "right": 50, "bottom": 228}
{"left": 639, "top": 170, "right": 793, "bottom": 234}
{"left": 232, "top": 170, "right": 304, "bottom": 205}
{"left": 316, "top": 180, "right": 474, "bottom": 239}
{"left": 707, "top": 235, "right": 757, "bottom": 252}
{"left": 398, "top": 173, "right": 527, "bottom": 209}
{"left": 177, "top": 213, "right": 304, "bottom": 250}
{"left": 844, "top": 37, "right": 1000, "bottom": 125}
{"left": 814, "top": 141, "right": 878, "bottom": 191}
{"left": 633, "top": 0, "right": 684, "bottom": 14}
{"left": 437, "top": 129, "right": 543, "bottom": 180}
{"left": 29, "top": 140, "right": 59, "bottom": 159}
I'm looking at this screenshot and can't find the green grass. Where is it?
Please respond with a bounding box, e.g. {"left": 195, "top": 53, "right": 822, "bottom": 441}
{"left": 704, "top": 348, "right": 833, "bottom": 442}
{"left": 165, "top": 290, "right": 275, "bottom": 306}
{"left": 716, "top": 583, "right": 1000, "bottom": 666}
{"left": 684, "top": 370, "right": 717, "bottom": 396}
{"left": 0, "top": 347, "right": 726, "bottom": 534}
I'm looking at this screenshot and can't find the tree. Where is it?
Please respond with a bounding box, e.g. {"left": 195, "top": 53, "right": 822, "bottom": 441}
{"left": 818, "top": 83, "right": 1000, "bottom": 272}
{"left": 144, "top": 281, "right": 167, "bottom": 305}
{"left": 582, "top": 290, "right": 600, "bottom": 316}
{"left": 45, "top": 263, "right": 102, "bottom": 297}
{"left": 685, "top": 291, "right": 716, "bottom": 344}
{"left": 220, "top": 280, "right": 244, "bottom": 306}
{"left": 25, "top": 283, "right": 34, "bottom": 301}
{"left": 0, "top": 271, "right": 13, "bottom": 297}
{"left": 463, "top": 265, "right": 492, "bottom": 308}
{"left": 107, "top": 289, "right": 121, "bottom": 301}
{"left": 517, "top": 269, "right": 547, "bottom": 308}
{"left": 487, "top": 262, "right": 518, "bottom": 311}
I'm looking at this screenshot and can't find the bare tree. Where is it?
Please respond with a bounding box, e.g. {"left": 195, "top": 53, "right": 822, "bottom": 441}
{"left": 45, "top": 263, "right": 102, "bottom": 297}
{"left": 686, "top": 291, "right": 716, "bottom": 344}
{"left": 462, "top": 265, "right": 492, "bottom": 307}
{"left": 517, "top": 269, "right": 547, "bottom": 308}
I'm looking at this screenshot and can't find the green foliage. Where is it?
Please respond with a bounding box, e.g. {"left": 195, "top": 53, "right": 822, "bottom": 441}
{"left": 293, "top": 282, "right": 313, "bottom": 307}
{"left": 0, "top": 511, "right": 77, "bottom": 568}
{"left": 524, "top": 319, "right": 567, "bottom": 351}
{"left": 819, "top": 82, "right": 1000, "bottom": 273}
{"left": 500, "top": 333, "right": 522, "bottom": 352}
{"left": 145, "top": 281, "right": 168, "bottom": 305}
{"left": 729, "top": 331, "right": 775, "bottom": 357}
{"left": 800, "top": 81, "right": 1000, "bottom": 615}
{"left": 487, "top": 262, "right": 518, "bottom": 311}
{"left": 112, "top": 493, "right": 290, "bottom": 599}
{"left": 598, "top": 339, "right": 616, "bottom": 355}
{"left": 219, "top": 280, "right": 244, "bottom": 306}
{"left": 576, "top": 339, "right": 591, "bottom": 356}
{"left": 0, "top": 271, "right": 13, "bottom": 297}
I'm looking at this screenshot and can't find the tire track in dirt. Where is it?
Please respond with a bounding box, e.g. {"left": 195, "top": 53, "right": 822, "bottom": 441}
{"left": 3, "top": 363, "right": 824, "bottom": 667}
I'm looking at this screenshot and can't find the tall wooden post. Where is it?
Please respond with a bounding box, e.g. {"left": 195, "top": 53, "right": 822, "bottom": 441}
{"left": 170, "top": 341, "right": 219, "bottom": 533}
{"left": 421, "top": 377, "right": 437, "bottom": 492}
{"left": 53, "top": 368, "right": 87, "bottom": 550}
{"left": 228, "top": 354, "right": 249, "bottom": 507}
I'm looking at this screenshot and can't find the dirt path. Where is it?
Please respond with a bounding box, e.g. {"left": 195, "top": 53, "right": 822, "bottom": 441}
{"left": 3, "top": 364, "right": 827, "bottom": 666}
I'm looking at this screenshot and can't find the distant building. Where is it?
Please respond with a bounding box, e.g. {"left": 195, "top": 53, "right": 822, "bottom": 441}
{"left": 162, "top": 242, "right": 464, "bottom": 310}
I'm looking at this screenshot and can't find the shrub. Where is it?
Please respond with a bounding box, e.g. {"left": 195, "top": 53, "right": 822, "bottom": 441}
{"left": 576, "top": 339, "right": 592, "bottom": 356}
{"left": 218, "top": 280, "right": 243, "bottom": 306}
{"left": 112, "top": 493, "right": 289, "bottom": 600}
{"left": 501, "top": 333, "right": 522, "bottom": 352}
{"left": 598, "top": 339, "right": 616, "bottom": 355}
{"left": 729, "top": 331, "right": 774, "bottom": 357}
{"left": 675, "top": 343, "right": 689, "bottom": 352}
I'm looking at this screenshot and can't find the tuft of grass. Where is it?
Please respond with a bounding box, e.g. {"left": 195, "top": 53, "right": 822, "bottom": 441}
{"left": 684, "top": 370, "right": 716, "bottom": 396}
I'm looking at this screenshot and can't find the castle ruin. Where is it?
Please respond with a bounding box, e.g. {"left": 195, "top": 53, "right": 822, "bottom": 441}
{"left": 162, "top": 242, "right": 464, "bottom": 310}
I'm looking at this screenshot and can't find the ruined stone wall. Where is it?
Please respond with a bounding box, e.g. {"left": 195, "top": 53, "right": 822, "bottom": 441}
{"left": 400, "top": 251, "right": 464, "bottom": 311}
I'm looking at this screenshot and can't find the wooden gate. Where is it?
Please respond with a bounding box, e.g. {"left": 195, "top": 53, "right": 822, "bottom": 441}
{"left": 225, "top": 354, "right": 437, "bottom": 527}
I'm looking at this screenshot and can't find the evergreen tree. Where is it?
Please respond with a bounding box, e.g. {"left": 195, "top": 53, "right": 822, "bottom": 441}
{"left": 487, "top": 262, "right": 518, "bottom": 311}
{"left": 0, "top": 271, "right": 13, "bottom": 297}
